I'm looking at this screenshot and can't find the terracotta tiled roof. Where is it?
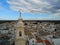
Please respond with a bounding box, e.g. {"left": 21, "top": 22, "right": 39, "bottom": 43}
{"left": 37, "top": 39, "right": 43, "bottom": 43}
{"left": 37, "top": 39, "right": 51, "bottom": 45}
{"left": 44, "top": 40, "right": 51, "bottom": 45}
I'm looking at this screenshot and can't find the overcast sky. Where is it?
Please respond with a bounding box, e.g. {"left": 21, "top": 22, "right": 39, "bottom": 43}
{"left": 0, "top": 0, "right": 60, "bottom": 20}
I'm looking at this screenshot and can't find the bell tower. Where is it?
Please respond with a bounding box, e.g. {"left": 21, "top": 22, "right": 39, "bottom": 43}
{"left": 15, "top": 11, "right": 26, "bottom": 45}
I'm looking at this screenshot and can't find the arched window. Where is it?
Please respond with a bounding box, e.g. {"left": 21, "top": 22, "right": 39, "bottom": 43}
{"left": 24, "top": 23, "right": 27, "bottom": 25}
{"left": 19, "top": 31, "right": 22, "bottom": 36}
{"left": 55, "top": 29, "right": 57, "bottom": 31}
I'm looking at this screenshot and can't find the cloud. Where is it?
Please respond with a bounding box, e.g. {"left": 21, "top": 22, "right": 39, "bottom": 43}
{"left": 7, "top": 0, "right": 60, "bottom": 14}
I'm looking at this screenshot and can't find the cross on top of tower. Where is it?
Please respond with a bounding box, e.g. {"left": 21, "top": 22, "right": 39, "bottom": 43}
{"left": 18, "top": 10, "right": 22, "bottom": 20}
{"left": 19, "top": 10, "right": 21, "bottom": 17}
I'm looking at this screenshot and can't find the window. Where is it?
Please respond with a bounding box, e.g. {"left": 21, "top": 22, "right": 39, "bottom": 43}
{"left": 19, "top": 31, "right": 22, "bottom": 36}
{"left": 55, "top": 29, "right": 57, "bottom": 31}
{"left": 24, "top": 23, "right": 27, "bottom": 25}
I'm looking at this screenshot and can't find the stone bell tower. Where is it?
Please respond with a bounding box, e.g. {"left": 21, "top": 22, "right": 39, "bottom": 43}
{"left": 15, "top": 11, "right": 26, "bottom": 45}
